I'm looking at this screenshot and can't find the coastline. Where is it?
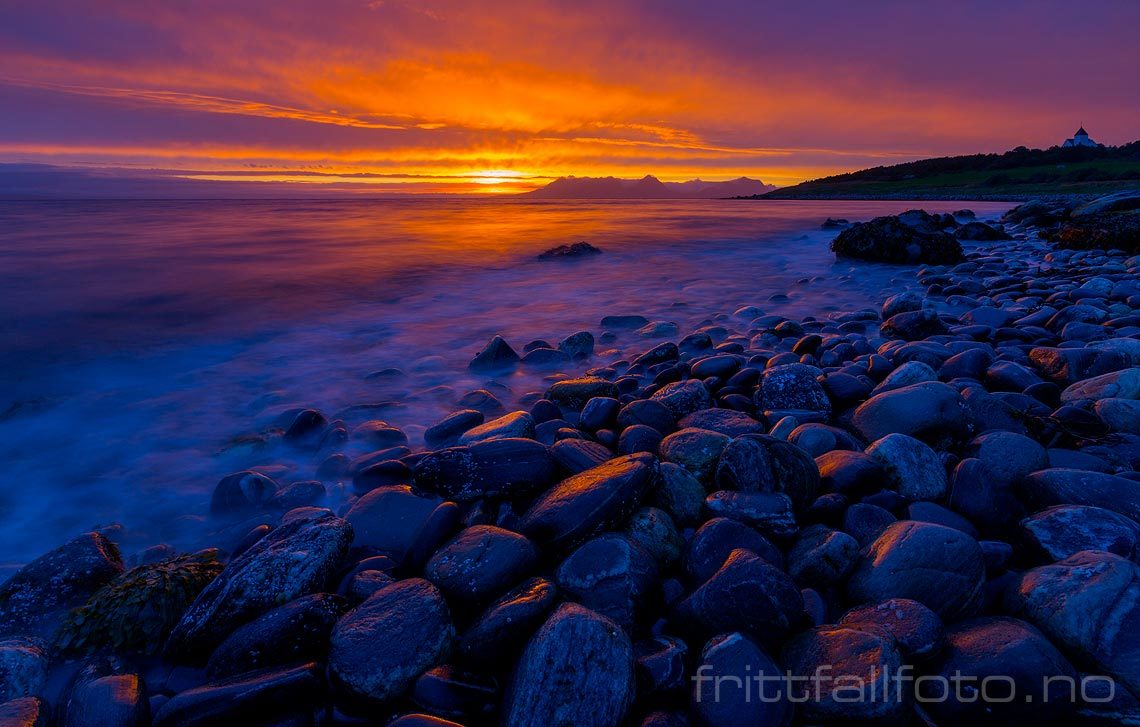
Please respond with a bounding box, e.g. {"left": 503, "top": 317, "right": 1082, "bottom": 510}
{"left": 2, "top": 200, "right": 1139, "bottom": 724}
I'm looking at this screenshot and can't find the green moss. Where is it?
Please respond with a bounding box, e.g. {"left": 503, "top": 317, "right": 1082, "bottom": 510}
{"left": 56, "top": 551, "right": 223, "bottom": 655}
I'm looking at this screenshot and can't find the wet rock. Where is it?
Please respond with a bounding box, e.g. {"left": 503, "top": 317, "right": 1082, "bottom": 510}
{"left": 1006, "top": 551, "right": 1140, "bottom": 694}
{"left": 425, "top": 410, "right": 485, "bottom": 448}
{"left": 458, "top": 577, "right": 558, "bottom": 666}
{"left": 865, "top": 433, "right": 948, "bottom": 501}
{"left": 203, "top": 593, "right": 347, "bottom": 678}
{"left": 715, "top": 434, "right": 820, "bottom": 510}
{"left": 410, "top": 665, "right": 498, "bottom": 722}
{"left": 519, "top": 453, "right": 658, "bottom": 552}
{"left": 329, "top": 579, "right": 454, "bottom": 702}
{"left": 882, "top": 291, "right": 924, "bottom": 318}
{"left": 458, "top": 411, "right": 535, "bottom": 445}
{"left": 838, "top": 598, "right": 942, "bottom": 658}
{"left": 683, "top": 517, "right": 784, "bottom": 584}
{"left": 1060, "top": 368, "right": 1140, "bottom": 404}
{"left": 757, "top": 363, "right": 830, "bottom": 416}
{"left": 425, "top": 526, "right": 538, "bottom": 605}
{"left": 659, "top": 428, "right": 730, "bottom": 481}
{"left": 634, "top": 635, "right": 688, "bottom": 696}
{"left": 1019, "top": 468, "right": 1140, "bottom": 522}
{"left": 502, "top": 603, "right": 634, "bottom": 727}
{"left": 166, "top": 513, "right": 351, "bottom": 662}
{"left": 651, "top": 463, "right": 706, "bottom": 526}
{"left": 283, "top": 409, "right": 327, "bottom": 445}
{"left": 345, "top": 485, "right": 448, "bottom": 564}
{"left": 546, "top": 377, "right": 620, "bottom": 410}
{"left": 550, "top": 438, "right": 612, "bottom": 473}
{"left": 963, "top": 431, "right": 1047, "bottom": 485}
{"left": 0, "top": 638, "right": 47, "bottom": 702}
{"left": 617, "top": 399, "right": 675, "bottom": 434}
{"left": 787, "top": 524, "right": 859, "bottom": 588}
{"left": 947, "top": 458, "right": 1025, "bottom": 535}
{"left": 850, "top": 381, "right": 969, "bottom": 444}
{"left": 210, "top": 471, "right": 279, "bottom": 517}
{"left": 677, "top": 408, "right": 763, "bottom": 437}
{"left": 624, "top": 507, "right": 683, "bottom": 566}
{"left": 848, "top": 520, "right": 985, "bottom": 621}
{"left": 64, "top": 672, "right": 149, "bottom": 727}
{"left": 413, "top": 438, "right": 557, "bottom": 501}
{"left": 558, "top": 331, "right": 595, "bottom": 359}
{"left": 154, "top": 662, "right": 323, "bottom": 727}
{"left": 633, "top": 341, "right": 680, "bottom": 367}
{"left": 955, "top": 221, "right": 1011, "bottom": 241}
{"left": 675, "top": 549, "right": 803, "bottom": 645}
{"left": 1096, "top": 397, "right": 1140, "bottom": 434}
{"left": 352, "top": 421, "right": 408, "bottom": 449}
{"left": 0, "top": 532, "right": 123, "bottom": 638}
{"left": 782, "top": 625, "right": 907, "bottom": 723}
{"left": 556, "top": 534, "right": 658, "bottom": 629}
{"left": 469, "top": 335, "right": 520, "bottom": 372}
{"left": 691, "top": 632, "right": 790, "bottom": 727}
{"left": 922, "top": 617, "right": 1077, "bottom": 726}
{"left": 1029, "top": 346, "right": 1130, "bottom": 385}
{"left": 650, "top": 380, "right": 714, "bottom": 419}
{"left": 0, "top": 697, "right": 45, "bottom": 727}
{"left": 831, "top": 214, "right": 963, "bottom": 264}
{"left": 618, "top": 424, "right": 663, "bottom": 455}
{"left": 1021, "top": 505, "right": 1140, "bottom": 562}
{"left": 704, "top": 491, "right": 798, "bottom": 538}
{"left": 882, "top": 308, "right": 949, "bottom": 340}
{"left": 842, "top": 503, "right": 897, "bottom": 547}
{"left": 816, "top": 450, "right": 886, "bottom": 495}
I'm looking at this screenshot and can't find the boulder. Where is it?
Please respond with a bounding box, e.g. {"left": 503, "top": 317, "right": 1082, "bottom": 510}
{"left": 63, "top": 672, "right": 149, "bottom": 727}
{"left": 865, "top": 433, "right": 948, "bottom": 501}
{"left": 154, "top": 663, "right": 323, "bottom": 727}
{"left": 210, "top": 471, "right": 278, "bottom": 517}
{"left": 205, "top": 593, "right": 348, "bottom": 678}
{"left": 1019, "top": 468, "right": 1140, "bottom": 523}
{"left": 757, "top": 364, "right": 831, "bottom": 415}
{"left": 787, "top": 525, "right": 859, "bottom": 588}
{"left": 0, "top": 638, "right": 47, "bottom": 702}
{"left": 659, "top": 428, "right": 730, "bottom": 481}
{"left": 1007, "top": 551, "right": 1140, "bottom": 694}
{"left": 683, "top": 518, "right": 784, "bottom": 584}
{"left": 413, "top": 438, "right": 557, "bottom": 501}
{"left": 519, "top": 453, "right": 658, "bottom": 552}
{"left": 1060, "top": 368, "right": 1140, "bottom": 404}
{"left": 838, "top": 598, "right": 942, "bottom": 658}
{"left": 715, "top": 434, "right": 820, "bottom": 511}
{"left": 0, "top": 533, "right": 123, "bottom": 638}
{"left": 502, "top": 603, "right": 634, "bottom": 727}
{"left": 425, "top": 526, "right": 538, "bottom": 605}
{"left": 344, "top": 485, "right": 449, "bottom": 564}
{"left": 165, "top": 513, "right": 351, "bottom": 662}
{"left": 546, "top": 377, "right": 620, "bottom": 410}
{"left": 675, "top": 549, "right": 803, "bottom": 646}
{"left": 468, "top": 335, "right": 520, "bottom": 372}
{"left": 457, "top": 411, "right": 535, "bottom": 444}
{"left": 921, "top": 617, "right": 1078, "bottom": 726}
{"left": 329, "top": 579, "right": 454, "bottom": 702}
{"left": 1022, "top": 505, "right": 1140, "bottom": 562}
{"left": 831, "top": 215, "right": 963, "bottom": 264}
{"left": 458, "top": 577, "right": 558, "bottom": 666}
{"left": 555, "top": 534, "right": 658, "bottom": 629}
{"left": 850, "top": 381, "right": 969, "bottom": 445}
{"left": 649, "top": 380, "right": 714, "bottom": 419}
{"left": 848, "top": 521, "right": 985, "bottom": 621}
{"left": 691, "top": 632, "right": 791, "bottom": 726}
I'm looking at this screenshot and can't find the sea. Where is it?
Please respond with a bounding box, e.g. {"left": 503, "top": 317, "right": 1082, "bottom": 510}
{"left": 0, "top": 197, "right": 1011, "bottom": 566}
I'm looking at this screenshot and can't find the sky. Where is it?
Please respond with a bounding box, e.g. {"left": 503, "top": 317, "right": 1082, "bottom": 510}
{"left": 1, "top": 0, "right": 1138, "bottom": 194}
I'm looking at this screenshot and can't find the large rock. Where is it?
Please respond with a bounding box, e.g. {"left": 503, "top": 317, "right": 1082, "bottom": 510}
{"left": 848, "top": 521, "right": 985, "bottom": 621}
{"left": 683, "top": 518, "right": 784, "bottom": 584}
{"left": 166, "top": 513, "right": 351, "bottom": 662}
{"left": 1019, "top": 468, "right": 1140, "bottom": 522}
{"left": 502, "top": 603, "right": 634, "bottom": 727}
{"left": 714, "top": 434, "right": 820, "bottom": 511}
{"left": 425, "top": 526, "right": 538, "bottom": 605}
{"left": 0, "top": 697, "right": 46, "bottom": 727}
{"left": 413, "top": 438, "right": 557, "bottom": 501}
{"left": 205, "top": 593, "right": 348, "bottom": 678}
{"left": 676, "top": 408, "right": 763, "bottom": 437}
{"left": 63, "top": 671, "right": 149, "bottom": 727}
{"left": 468, "top": 335, "right": 520, "bottom": 372}
{"left": 458, "top": 577, "right": 558, "bottom": 666}
{"left": 659, "top": 428, "right": 730, "bottom": 481}
{"left": 1007, "top": 551, "right": 1140, "bottom": 694}
{"left": 850, "top": 381, "right": 969, "bottom": 445}
{"left": 649, "top": 380, "right": 714, "bottom": 419}
{"left": 782, "top": 626, "right": 908, "bottom": 723}
{"left": 1021, "top": 505, "right": 1140, "bottom": 562}
{"left": 691, "top": 632, "right": 791, "bottom": 727}
{"left": 703, "top": 491, "right": 798, "bottom": 539}
{"left": 838, "top": 598, "right": 943, "bottom": 659}
{"left": 556, "top": 534, "right": 658, "bottom": 630}
{"left": 0, "top": 638, "right": 47, "bottom": 702}
{"left": 0, "top": 533, "right": 123, "bottom": 638}
{"left": 1060, "top": 368, "right": 1140, "bottom": 404}
{"left": 675, "top": 549, "right": 803, "bottom": 646}
{"left": 210, "top": 471, "right": 279, "bottom": 517}
{"left": 865, "top": 433, "right": 948, "bottom": 501}
{"left": 458, "top": 411, "right": 535, "bottom": 444}
{"left": 757, "top": 364, "right": 831, "bottom": 416}
{"left": 329, "top": 579, "right": 454, "bottom": 702}
{"left": 881, "top": 308, "right": 949, "bottom": 341}
{"left": 519, "top": 453, "right": 658, "bottom": 552}
{"left": 787, "top": 525, "right": 859, "bottom": 588}
{"left": 921, "top": 617, "right": 1078, "bottom": 726}
{"left": 344, "top": 485, "right": 450, "bottom": 565}
{"left": 1029, "top": 346, "right": 1130, "bottom": 385}
{"left": 831, "top": 215, "right": 963, "bottom": 264}
{"left": 963, "top": 431, "right": 1047, "bottom": 485}
{"left": 154, "top": 663, "right": 323, "bottom": 727}
{"left": 546, "top": 377, "right": 620, "bottom": 410}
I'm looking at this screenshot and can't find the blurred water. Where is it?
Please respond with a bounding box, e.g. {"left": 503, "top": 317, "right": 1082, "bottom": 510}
{"left": 0, "top": 198, "right": 1008, "bottom": 564}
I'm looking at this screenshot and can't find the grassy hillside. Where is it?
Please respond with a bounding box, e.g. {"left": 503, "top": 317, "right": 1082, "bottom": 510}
{"left": 763, "top": 141, "right": 1140, "bottom": 200}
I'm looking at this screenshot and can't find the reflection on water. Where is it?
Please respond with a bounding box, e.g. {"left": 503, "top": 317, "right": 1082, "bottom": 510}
{"left": 0, "top": 198, "right": 1009, "bottom": 564}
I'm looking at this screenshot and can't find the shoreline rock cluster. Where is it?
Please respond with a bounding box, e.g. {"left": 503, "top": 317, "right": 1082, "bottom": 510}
{"left": 2, "top": 201, "right": 1140, "bottom": 726}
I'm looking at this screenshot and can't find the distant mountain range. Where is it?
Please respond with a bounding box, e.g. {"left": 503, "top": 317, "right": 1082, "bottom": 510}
{"left": 524, "top": 175, "right": 776, "bottom": 199}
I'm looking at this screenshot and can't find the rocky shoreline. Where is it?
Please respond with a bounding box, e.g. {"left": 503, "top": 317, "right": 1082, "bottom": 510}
{"left": 2, "top": 200, "right": 1139, "bottom": 726}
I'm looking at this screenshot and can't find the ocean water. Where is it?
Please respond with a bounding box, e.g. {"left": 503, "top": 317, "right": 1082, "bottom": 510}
{"left": 0, "top": 198, "right": 1010, "bottom": 565}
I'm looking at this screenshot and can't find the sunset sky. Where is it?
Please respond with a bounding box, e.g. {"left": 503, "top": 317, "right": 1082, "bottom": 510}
{"left": 2, "top": 0, "right": 1138, "bottom": 194}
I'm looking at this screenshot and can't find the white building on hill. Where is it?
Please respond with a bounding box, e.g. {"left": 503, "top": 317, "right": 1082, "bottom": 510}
{"left": 1062, "top": 126, "right": 1101, "bottom": 148}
